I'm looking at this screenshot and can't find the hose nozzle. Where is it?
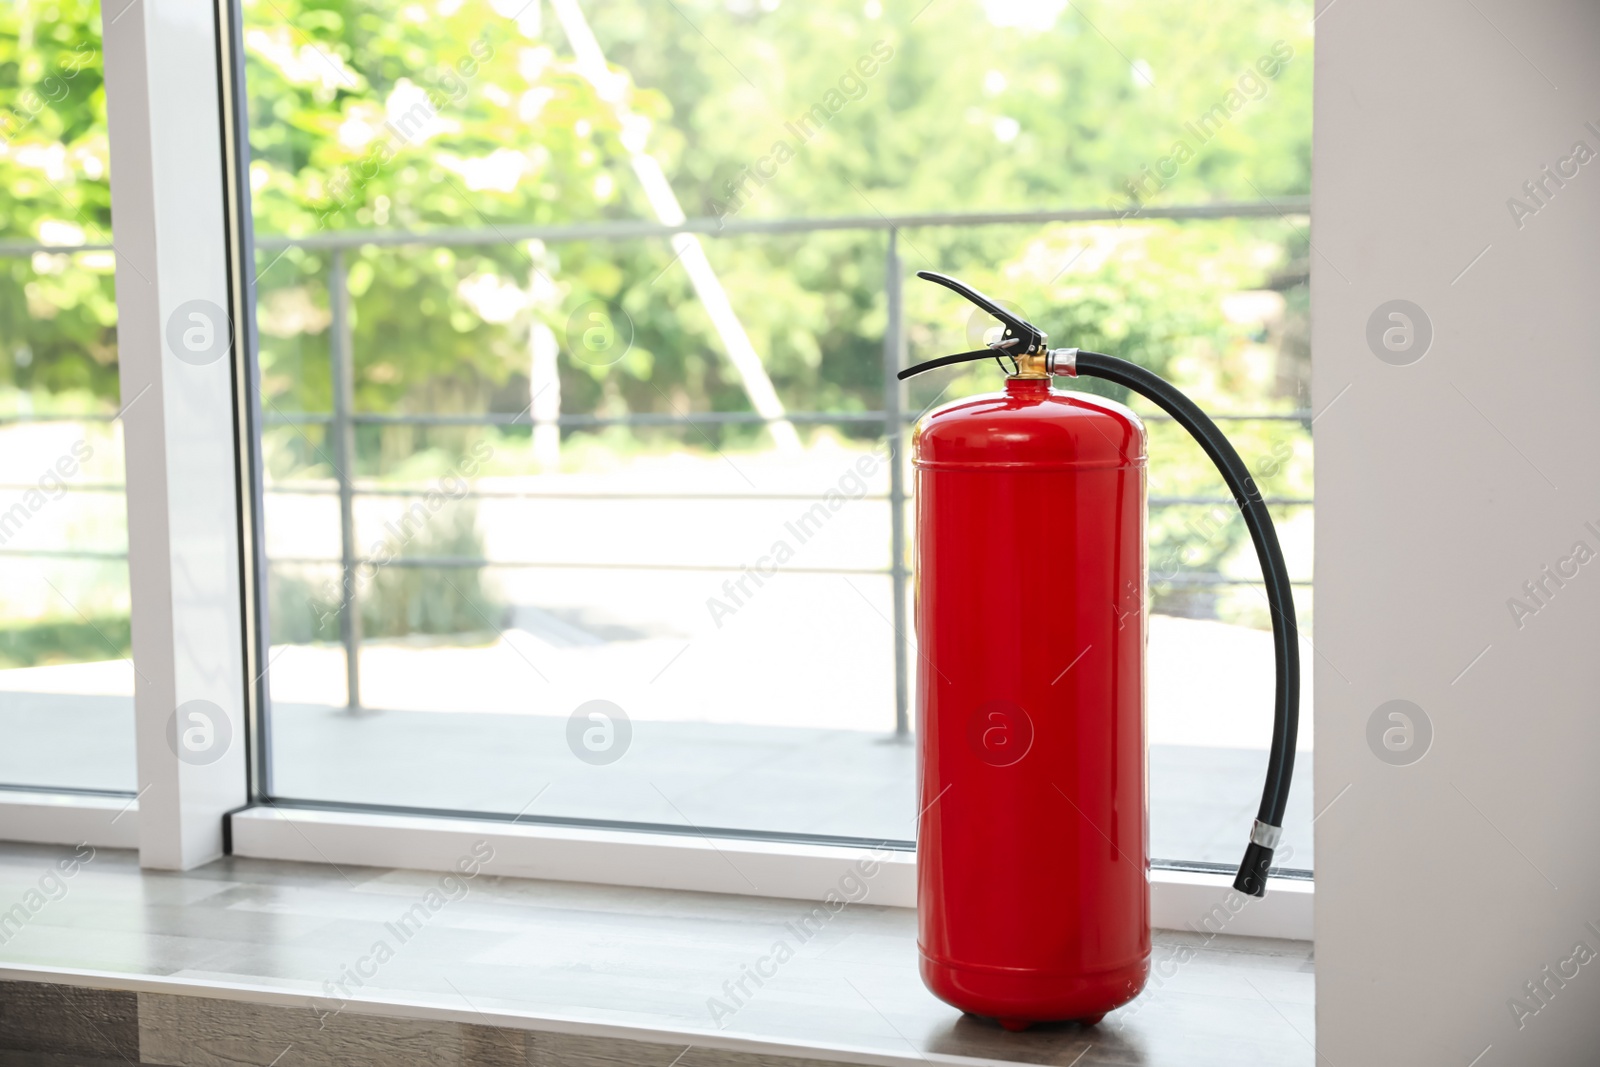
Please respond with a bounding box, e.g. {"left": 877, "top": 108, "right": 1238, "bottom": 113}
{"left": 1232, "top": 820, "right": 1282, "bottom": 897}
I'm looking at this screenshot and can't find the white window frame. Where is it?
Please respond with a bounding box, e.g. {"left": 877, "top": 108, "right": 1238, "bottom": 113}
{"left": 0, "top": 789, "right": 139, "bottom": 849}
{"left": 0, "top": 0, "right": 1313, "bottom": 943}
{"left": 0, "top": 0, "right": 252, "bottom": 857}
{"left": 229, "top": 806, "right": 1310, "bottom": 938}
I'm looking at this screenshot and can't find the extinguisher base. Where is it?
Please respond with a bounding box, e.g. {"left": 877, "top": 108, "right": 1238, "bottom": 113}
{"left": 1233, "top": 842, "right": 1276, "bottom": 897}
{"left": 920, "top": 951, "right": 1148, "bottom": 1026}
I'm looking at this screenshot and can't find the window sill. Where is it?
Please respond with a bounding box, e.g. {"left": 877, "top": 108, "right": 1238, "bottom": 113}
{"left": 0, "top": 841, "right": 1314, "bottom": 1066}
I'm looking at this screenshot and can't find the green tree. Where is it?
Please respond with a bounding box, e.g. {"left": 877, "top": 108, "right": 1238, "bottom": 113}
{"left": 0, "top": 0, "right": 116, "bottom": 410}
{"left": 3, "top": 0, "right": 1316, "bottom": 638}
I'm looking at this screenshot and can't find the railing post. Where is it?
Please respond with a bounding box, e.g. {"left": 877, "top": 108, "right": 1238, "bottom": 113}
{"left": 884, "top": 229, "right": 910, "bottom": 739}
{"left": 329, "top": 248, "right": 362, "bottom": 710}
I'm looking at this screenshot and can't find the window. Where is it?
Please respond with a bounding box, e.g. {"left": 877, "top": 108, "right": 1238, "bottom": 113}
{"left": 0, "top": 0, "right": 1314, "bottom": 897}
{"left": 0, "top": 1, "right": 134, "bottom": 796}
{"left": 237, "top": 0, "right": 1313, "bottom": 869}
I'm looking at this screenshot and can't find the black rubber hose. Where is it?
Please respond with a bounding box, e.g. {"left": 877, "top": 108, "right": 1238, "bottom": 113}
{"left": 1071, "top": 351, "right": 1298, "bottom": 897}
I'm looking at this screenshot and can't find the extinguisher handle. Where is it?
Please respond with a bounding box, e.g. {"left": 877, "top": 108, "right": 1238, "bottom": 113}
{"left": 1070, "top": 350, "right": 1300, "bottom": 899}
{"left": 915, "top": 271, "right": 1048, "bottom": 355}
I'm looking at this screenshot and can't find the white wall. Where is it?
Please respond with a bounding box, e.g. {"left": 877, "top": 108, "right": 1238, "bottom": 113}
{"left": 1315, "top": 2, "right": 1600, "bottom": 1062}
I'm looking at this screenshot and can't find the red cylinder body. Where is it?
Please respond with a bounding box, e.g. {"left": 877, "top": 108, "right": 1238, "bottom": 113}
{"left": 913, "top": 376, "right": 1149, "bottom": 1028}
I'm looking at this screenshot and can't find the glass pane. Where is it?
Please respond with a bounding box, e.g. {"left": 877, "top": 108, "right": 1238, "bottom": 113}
{"left": 0, "top": 1, "right": 135, "bottom": 794}
{"left": 242, "top": 0, "right": 1312, "bottom": 862}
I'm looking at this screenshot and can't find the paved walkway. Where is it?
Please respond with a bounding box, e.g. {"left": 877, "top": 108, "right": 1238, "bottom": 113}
{"left": 0, "top": 613, "right": 1314, "bottom": 866}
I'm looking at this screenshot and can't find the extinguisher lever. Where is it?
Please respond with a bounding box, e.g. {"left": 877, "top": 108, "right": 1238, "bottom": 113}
{"left": 915, "top": 271, "right": 1047, "bottom": 356}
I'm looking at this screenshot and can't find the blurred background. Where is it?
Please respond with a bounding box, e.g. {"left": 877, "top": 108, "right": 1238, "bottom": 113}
{"left": 1, "top": 0, "right": 1315, "bottom": 866}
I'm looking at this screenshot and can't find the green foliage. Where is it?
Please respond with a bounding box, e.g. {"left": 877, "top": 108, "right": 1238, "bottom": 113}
{"left": 3, "top": 0, "right": 1317, "bottom": 638}
{"left": 0, "top": 613, "right": 129, "bottom": 669}
{"left": 269, "top": 500, "right": 501, "bottom": 643}
{"left": 359, "top": 502, "right": 501, "bottom": 638}
{"left": 0, "top": 1, "right": 116, "bottom": 408}
{"left": 268, "top": 565, "right": 333, "bottom": 646}
{"left": 238, "top": 0, "right": 1314, "bottom": 446}
{"left": 595, "top": 0, "right": 1310, "bottom": 216}
{"left": 5, "top": 0, "right": 1314, "bottom": 428}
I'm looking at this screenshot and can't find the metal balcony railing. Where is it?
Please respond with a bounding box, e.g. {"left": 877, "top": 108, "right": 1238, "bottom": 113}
{"left": 0, "top": 197, "right": 1313, "bottom": 735}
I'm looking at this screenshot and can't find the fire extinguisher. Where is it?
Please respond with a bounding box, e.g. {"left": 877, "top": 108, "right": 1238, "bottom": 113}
{"left": 902, "top": 271, "right": 1299, "bottom": 1031}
